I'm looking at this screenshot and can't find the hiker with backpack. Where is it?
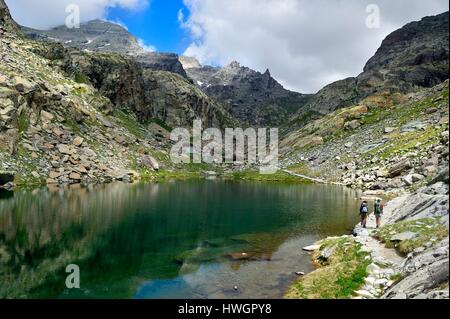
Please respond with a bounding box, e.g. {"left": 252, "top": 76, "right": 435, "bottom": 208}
{"left": 359, "top": 200, "right": 369, "bottom": 228}
{"left": 374, "top": 198, "right": 384, "bottom": 228}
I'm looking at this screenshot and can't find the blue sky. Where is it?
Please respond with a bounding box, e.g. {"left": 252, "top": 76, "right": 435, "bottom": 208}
{"left": 107, "top": 0, "right": 188, "bottom": 54}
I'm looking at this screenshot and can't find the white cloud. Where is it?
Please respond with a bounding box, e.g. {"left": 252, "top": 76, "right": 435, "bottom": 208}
{"left": 138, "top": 38, "right": 156, "bottom": 52}
{"left": 106, "top": 18, "right": 129, "bottom": 30}
{"left": 181, "top": 0, "right": 449, "bottom": 93}
{"left": 6, "top": 0, "right": 149, "bottom": 30}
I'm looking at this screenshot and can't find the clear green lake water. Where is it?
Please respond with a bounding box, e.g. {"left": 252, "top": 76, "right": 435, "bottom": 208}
{"left": 0, "top": 180, "right": 360, "bottom": 299}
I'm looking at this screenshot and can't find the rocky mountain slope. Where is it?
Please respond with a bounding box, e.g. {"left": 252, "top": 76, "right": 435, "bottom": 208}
{"left": 289, "top": 12, "right": 449, "bottom": 130}
{"left": 182, "top": 58, "right": 312, "bottom": 126}
{"left": 19, "top": 18, "right": 240, "bottom": 131}
{"left": 280, "top": 40, "right": 448, "bottom": 300}
{"left": 0, "top": 28, "right": 160, "bottom": 187}
{"left": 0, "top": 0, "right": 19, "bottom": 34}
{"left": 59, "top": 48, "right": 235, "bottom": 129}
{"left": 0, "top": 2, "right": 236, "bottom": 189}
{"left": 281, "top": 81, "right": 449, "bottom": 192}
{"left": 22, "top": 20, "right": 188, "bottom": 78}
{"left": 20, "top": 20, "right": 237, "bottom": 130}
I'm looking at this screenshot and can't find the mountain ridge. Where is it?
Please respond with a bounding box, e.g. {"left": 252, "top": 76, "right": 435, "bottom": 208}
{"left": 288, "top": 11, "right": 449, "bottom": 131}
{"left": 22, "top": 19, "right": 189, "bottom": 79}
{"left": 21, "top": 19, "right": 312, "bottom": 127}
{"left": 183, "top": 58, "right": 312, "bottom": 126}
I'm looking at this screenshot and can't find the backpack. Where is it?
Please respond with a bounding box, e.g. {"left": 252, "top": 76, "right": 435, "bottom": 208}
{"left": 361, "top": 205, "right": 368, "bottom": 214}
{"left": 375, "top": 203, "right": 383, "bottom": 214}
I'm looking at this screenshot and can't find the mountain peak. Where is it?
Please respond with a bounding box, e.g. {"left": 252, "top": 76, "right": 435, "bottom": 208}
{"left": 364, "top": 11, "right": 449, "bottom": 72}
{"left": 23, "top": 18, "right": 143, "bottom": 55}
{"left": 228, "top": 61, "right": 241, "bottom": 68}
{"left": 21, "top": 19, "right": 189, "bottom": 78}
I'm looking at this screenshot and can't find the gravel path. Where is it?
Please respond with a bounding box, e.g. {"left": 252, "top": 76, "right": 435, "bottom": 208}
{"left": 352, "top": 214, "right": 405, "bottom": 299}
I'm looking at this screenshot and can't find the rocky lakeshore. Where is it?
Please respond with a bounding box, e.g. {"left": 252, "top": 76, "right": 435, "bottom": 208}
{"left": 287, "top": 166, "right": 449, "bottom": 299}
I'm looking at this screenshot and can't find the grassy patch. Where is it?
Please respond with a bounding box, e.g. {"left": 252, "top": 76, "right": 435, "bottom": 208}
{"left": 285, "top": 162, "right": 321, "bottom": 178}
{"left": 13, "top": 174, "right": 45, "bottom": 188}
{"left": 145, "top": 118, "right": 173, "bottom": 132}
{"left": 71, "top": 86, "right": 88, "bottom": 96}
{"left": 286, "top": 237, "right": 371, "bottom": 299}
{"left": 374, "top": 218, "right": 448, "bottom": 255}
{"left": 366, "top": 125, "right": 444, "bottom": 160}
{"left": 284, "top": 82, "right": 448, "bottom": 157}
{"left": 18, "top": 112, "right": 29, "bottom": 133}
{"left": 73, "top": 73, "right": 90, "bottom": 85}
{"left": 114, "top": 109, "right": 147, "bottom": 139}
{"left": 139, "top": 168, "right": 202, "bottom": 182}
{"left": 231, "top": 170, "right": 310, "bottom": 183}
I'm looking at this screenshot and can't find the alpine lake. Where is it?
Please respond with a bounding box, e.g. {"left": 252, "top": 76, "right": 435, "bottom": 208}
{"left": 0, "top": 180, "right": 360, "bottom": 298}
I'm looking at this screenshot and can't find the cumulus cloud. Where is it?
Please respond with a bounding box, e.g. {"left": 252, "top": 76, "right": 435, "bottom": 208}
{"left": 106, "top": 18, "right": 129, "bottom": 30}
{"left": 180, "top": 0, "right": 449, "bottom": 93}
{"left": 138, "top": 38, "right": 156, "bottom": 52}
{"left": 6, "top": 0, "right": 149, "bottom": 30}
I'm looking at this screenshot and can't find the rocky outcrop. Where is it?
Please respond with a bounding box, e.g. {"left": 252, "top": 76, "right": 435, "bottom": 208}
{"left": 184, "top": 59, "right": 312, "bottom": 126}
{"left": 141, "top": 70, "right": 236, "bottom": 128}
{"left": 135, "top": 52, "right": 187, "bottom": 77}
{"left": 59, "top": 49, "right": 234, "bottom": 128}
{"left": 0, "top": 0, "right": 21, "bottom": 34}
{"left": 179, "top": 56, "right": 202, "bottom": 69}
{"left": 364, "top": 12, "right": 449, "bottom": 77}
{"left": 0, "top": 25, "right": 168, "bottom": 186}
{"left": 380, "top": 174, "right": 449, "bottom": 299}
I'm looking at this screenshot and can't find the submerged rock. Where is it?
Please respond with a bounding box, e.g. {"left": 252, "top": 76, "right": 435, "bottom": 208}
{"left": 0, "top": 171, "right": 14, "bottom": 185}
{"left": 227, "top": 252, "right": 250, "bottom": 261}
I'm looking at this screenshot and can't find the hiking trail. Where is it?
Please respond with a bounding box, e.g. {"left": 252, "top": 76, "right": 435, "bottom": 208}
{"left": 352, "top": 214, "right": 406, "bottom": 299}
{"left": 282, "top": 169, "right": 344, "bottom": 185}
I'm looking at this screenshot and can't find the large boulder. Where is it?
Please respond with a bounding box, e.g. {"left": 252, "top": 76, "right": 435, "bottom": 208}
{"left": 311, "top": 136, "right": 324, "bottom": 145}
{"left": 383, "top": 238, "right": 449, "bottom": 299}
{"left": 344, "top": 119, "right": 360, "bottom": 130}
{"left": 138, "top": 154, "right": 160, "bottom": 171}
{"left": 429, "top": 167, "right": 449, "bottom": 185}
{"left": 388, "top": 159, "right": 412, "bottom": 178}
{"left": 382, "top": 189, "right": 449, "bottom": 224}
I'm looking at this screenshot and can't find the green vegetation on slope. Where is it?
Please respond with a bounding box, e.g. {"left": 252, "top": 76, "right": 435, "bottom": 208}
{"left": 230, "top": 170, "right": 311, "bottom": 183}
{"left": 286, "top": 236, "right": 371, "bottom": 299}
{"left": 374, "top": 217, "right": 448, "bottom": 255}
